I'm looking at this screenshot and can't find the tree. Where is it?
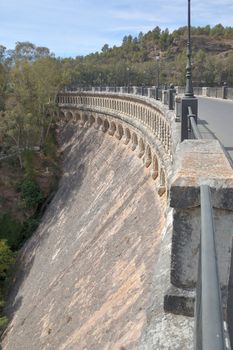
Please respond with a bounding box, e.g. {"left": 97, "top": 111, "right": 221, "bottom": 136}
{"left": 13, "top": 42, "right": 37, "bottom": 61}
{"left": 159, "top": 29, "right": 172, "bottom": 50}
{"left": 193, "top": 49, "right": 208, "bottom": 84}
{"left": 138, "top": 32, "right": 144, "bottom": 42}
{"left": 0, "top": 240, "right": 15, "bottom": 279}
{"left": 0, "top": 45, "right": 6, "bottom": 63}
{"left": 102, "top": 44, "right": 109, "bottom": 53}
{"left": 210, "top": 24, "right": 225, "bottom": 38}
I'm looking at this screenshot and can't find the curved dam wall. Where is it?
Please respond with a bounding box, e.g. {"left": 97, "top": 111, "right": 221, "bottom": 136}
{"left": 3, "top": 91, "right": 233, "bottom": 349}
{"left": 2, "top": 123, "right": 193, "bottom": 350}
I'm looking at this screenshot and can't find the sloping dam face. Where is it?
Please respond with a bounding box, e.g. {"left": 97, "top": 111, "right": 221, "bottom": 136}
{"left": 2, "top": 124, "right": 191, "bottom": 349}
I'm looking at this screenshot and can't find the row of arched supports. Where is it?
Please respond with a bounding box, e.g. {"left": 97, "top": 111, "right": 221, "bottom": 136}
{"left": 60, "top": 108, "right": 167, "bottom": 196}
{"left": 57, "top": 92, "right": 172, "bottom": 158}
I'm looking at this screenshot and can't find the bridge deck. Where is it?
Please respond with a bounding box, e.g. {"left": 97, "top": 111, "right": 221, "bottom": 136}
{"left": 197, "top": 97, "right": 233, "bottom": 163}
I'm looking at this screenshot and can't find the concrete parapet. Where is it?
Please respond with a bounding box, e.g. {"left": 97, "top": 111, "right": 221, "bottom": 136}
{"left": 165, "top": 139, "right": 233, "bottom": 315}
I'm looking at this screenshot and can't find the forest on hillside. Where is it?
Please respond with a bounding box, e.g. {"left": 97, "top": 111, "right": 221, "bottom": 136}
{"left": 0, "top": 24, "right": 233, "bottom": 332}
{"left": 63, "top": 23, "right": 233, "bottom": 88}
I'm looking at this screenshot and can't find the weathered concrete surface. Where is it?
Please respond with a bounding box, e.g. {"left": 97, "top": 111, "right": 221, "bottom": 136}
{"left": 2, "top": 124, "right": 193, "bottom": 349}
{"left": 168, "top": 139, "right": 233, "bottom": 317}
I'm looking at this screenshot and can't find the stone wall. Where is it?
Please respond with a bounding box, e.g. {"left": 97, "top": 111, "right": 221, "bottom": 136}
{"left": 167, "top": 140, "right": 233, "bottom": 318}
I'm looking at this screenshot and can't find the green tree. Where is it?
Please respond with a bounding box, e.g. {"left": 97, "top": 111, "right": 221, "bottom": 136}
{"left": 0, "top": 240, "right": 15, "bottom": 279}
{"left": 210, "top": 24, "right": 225, "bottom": 38}
{"left": 19, "top": 179, "right": 44, "bottom": 209}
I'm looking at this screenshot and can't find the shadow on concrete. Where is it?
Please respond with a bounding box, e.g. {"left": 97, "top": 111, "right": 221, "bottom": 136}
{"left": 197, "top": 118, "right": 218, "bottom": 140}
{"left": 197, "top": 119, "right": 208, "bottom": 125}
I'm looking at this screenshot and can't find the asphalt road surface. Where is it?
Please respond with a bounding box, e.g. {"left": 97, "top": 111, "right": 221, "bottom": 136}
{"left": 197, "top": 97, "right": 233, "bottom": 163}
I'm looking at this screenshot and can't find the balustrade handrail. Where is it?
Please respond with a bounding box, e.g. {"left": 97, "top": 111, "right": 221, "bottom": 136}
{"left": 62, "top": 85, "right": 176, "bottom": 106}
{"left": 57, "top": 89, "right": 175, "bottom": 158}
{"left": 60, "top": 86, "right": 177, "bottom": 118}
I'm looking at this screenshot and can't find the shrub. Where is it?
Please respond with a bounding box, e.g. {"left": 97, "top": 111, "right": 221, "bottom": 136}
{"left": 0, "top": 214, "right": 22, "bottom": 250}
{"left": 0, "top": 240, "right": 15, "bottom": 334}
{"left": 18, "top": 179, "right": 44, "bottom": 209}
{"left": 18, "top": 217, "right": 40, "bottom": 246}
{"left": 0, "top": 240, "right": 15, "bottom": 279}
{"left": 22, "top": 150, "right": 37, "bottom": 179}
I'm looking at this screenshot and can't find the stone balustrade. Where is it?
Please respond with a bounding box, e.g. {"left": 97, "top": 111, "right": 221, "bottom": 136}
{"left": 57, "top": 91, "right": 179, "bottom": 197}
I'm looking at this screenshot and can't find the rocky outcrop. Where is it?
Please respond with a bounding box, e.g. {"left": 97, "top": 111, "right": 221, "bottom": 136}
{"left": 171, "top": 35, "right": 233, "bottom": 54}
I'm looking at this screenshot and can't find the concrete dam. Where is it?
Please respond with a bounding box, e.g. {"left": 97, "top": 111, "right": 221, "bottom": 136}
{"left": 2, "top": 91, "right": 233, "bottom": 349}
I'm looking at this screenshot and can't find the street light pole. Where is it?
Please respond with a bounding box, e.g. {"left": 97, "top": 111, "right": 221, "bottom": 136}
{"left": 181, "top": 0, "right": 198, "bottom": 141}
{"left": 126, "top": 67, "right": 130, "bottom": 93}
{"left": 156, "top": 55, "right": 160, "bottom": 88}
{"left": 185, "top": 0, "right": 194, "bottom": 97}
{"left": 155, "top": 55, "right": 160, "bottom": 100}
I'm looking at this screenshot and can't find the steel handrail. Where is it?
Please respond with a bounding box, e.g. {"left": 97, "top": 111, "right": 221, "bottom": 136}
{"left": 195, "top": 185, "right": 226, "bottom": 350}
{"left": 188, "top": 106, "right": 202, "bottom": 139}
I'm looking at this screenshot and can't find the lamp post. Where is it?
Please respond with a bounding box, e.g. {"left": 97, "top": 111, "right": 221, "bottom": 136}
{"left": 126, "top": 67, "right": 130, "bottom": 93}
{"left": 181, "top": 0, "right": 198, "bottom": 141}
{"left": 185, "top": 0, "right": 194, "bottom": 97}
{"left": 155, "top": 55, "right": 160, "bottom": 100}
{"left": 99, "top": 72, "right": 102, "bottom": 91}
{"left": 156, "top": 55, "right": 160, "bottom": 88}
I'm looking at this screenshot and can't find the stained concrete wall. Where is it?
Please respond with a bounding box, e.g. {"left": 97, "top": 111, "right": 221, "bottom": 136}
{"left": 165, "top": 140, "right": 233, "bottom": 319}
{"left": 2, "top": 124, "right": 193, "bottom": 350}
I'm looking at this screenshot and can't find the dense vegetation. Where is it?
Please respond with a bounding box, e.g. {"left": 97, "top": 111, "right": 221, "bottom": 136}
{"left": 0, "top": 42, "right": 70, "bottom": 332}
{"left": 62, "top": 24, "right": 233, "bottom": 88}
{"left": 0, "top": 23, "right": 233, "bottom": 333}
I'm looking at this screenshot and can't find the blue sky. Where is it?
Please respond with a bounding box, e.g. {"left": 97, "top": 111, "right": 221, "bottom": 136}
{"left": 0, "top": 0, "right": 233, "bottom": 57}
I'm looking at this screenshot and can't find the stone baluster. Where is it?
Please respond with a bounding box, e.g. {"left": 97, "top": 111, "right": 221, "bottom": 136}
{"left": 144, "top": 147, "right": 152, "bottom": 168}
{"left": 115, "top": 126, "right": 123, "bottom": 140}
{"left": 137, "top": 140, "right": 145, "bottom": 158}
{"left": 108, "top": 123, "right": 116, "bottom": 136}
{"left": 151, "top": 156, "right": 158, "bottom": 180}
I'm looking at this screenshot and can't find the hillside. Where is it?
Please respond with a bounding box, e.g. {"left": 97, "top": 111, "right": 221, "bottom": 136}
{"left": 65, "top": 24, "right": 233, "bottom": 87}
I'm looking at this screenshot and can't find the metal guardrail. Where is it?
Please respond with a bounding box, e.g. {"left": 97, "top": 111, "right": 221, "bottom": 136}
{"left": 187, "top": 106, "right": 228, "bottom": 349}
{"left": 188, "top": 106, "right": 202, "bottom": 139}
{"left": 195, "top": 185, "right": 226, "bottom": 350}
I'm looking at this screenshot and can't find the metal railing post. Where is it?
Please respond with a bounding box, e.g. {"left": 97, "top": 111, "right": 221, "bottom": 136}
{"left": 168, "top": 85, "right": 176, "bottom": 110}
{"left": 223, "top": 82, "right": 228, "bottom": 100}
